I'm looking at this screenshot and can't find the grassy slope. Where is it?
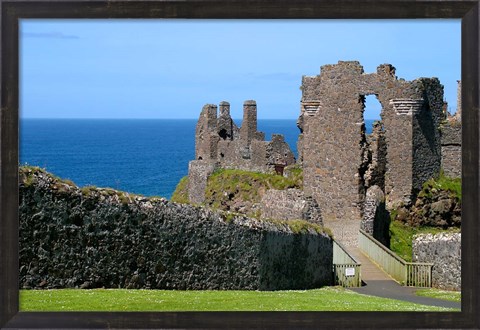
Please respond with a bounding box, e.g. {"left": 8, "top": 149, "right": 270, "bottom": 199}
{"left": 169, "top": 167, "right": 330, "bottom": 235}
{"left": 20, "top": 288, "right": 458, "bottom": 312}
{"left": 389, "top": 173, "right": 461, "bottom": 261}
{"left": 389, "top": 221, "right": 460, "bottom": 262}
{"left": 171, "top": 167, "right": 302, "bottom": 206}
{"left": 170, "top": 176, "right": 189, "bottom": 204}
{"left": 417, "top": 172, "right": 461, "bottom": 202}
{"left": 204, "top": 167, "right": 302, "bottom": 210}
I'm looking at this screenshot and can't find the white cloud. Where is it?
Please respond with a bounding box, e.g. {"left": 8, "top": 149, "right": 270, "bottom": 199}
{"left": 22, "top": 32, "right": 80, "bottom": 39}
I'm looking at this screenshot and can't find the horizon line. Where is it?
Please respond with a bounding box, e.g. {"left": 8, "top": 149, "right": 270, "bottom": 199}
{"left": 20, "top": 117, "right": 383, "bottom": 121}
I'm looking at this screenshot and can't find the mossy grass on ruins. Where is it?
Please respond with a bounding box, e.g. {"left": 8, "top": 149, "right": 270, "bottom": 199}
{"left": 389, "top": 171, "right": 461, "bottom": 261}
{"left": 418, "top": 170, "right": 461, "bottom": 201}
{"left": 203, "top": 168, "right": 302, "bottom": 209}
{"left": 258, "top": 218, "right": 330, "bottom": 236}
{"left": 389, "top": 220, "right": 460, "bottom": 262}
{"left": 19, "top": 287, "right": 458, "bottom": 312}
{"left": 171, "top": 167, "right": 304, "bottom": 219}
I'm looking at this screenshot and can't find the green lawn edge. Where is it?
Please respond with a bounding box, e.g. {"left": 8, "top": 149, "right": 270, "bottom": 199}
{"left": 20, "top": 287, "right": 459, "bottom": 312}
{"left": 415, "top": 288, "right": 461, "bottom": 303}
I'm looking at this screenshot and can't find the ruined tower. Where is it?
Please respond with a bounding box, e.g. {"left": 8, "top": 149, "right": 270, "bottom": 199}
{"left": 298, "top": 61, "right": 445, "bottom": 245}
{"left": 188, "top": 100, "right": 296, "bottom": 204}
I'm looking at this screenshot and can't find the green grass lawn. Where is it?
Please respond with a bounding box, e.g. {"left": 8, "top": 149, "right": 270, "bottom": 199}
{"left": 415, "top": 288, "right": 461, "bottom": 302}
{"left": 20, "top": 287, "right": 459, "bottom": 312}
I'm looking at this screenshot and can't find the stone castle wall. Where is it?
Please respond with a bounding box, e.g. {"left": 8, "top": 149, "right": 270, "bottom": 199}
{"left": 412, "top": 232, "right": 461, "bottom": 291}
{"left": 364, "top": 121, "right": 387, "bottom": 190}
{"left": 361, "top": 185, "right": 390, "bottom": 246}
{"left": 19, "top": 167, "right": 333, "bottom": 291}
{"left": 187, "top": 160, "right": 218, "bottom": 204}
{"left": 441, "top": 122, "right": 462, "bottom": 178}
{"left": 187, "top": 61, "right": 453, "bottom": 249}
{"left": 260, "top": 188, "right": 323, "bottom": 224}
{"left": 440, "top": 80, "right": 462, "bottom": 178}
{"left": 299, "top": 61, "right": 445, "bottom": 245}
{"left": 411, "top": 78, "right": 444, "bottom": 196}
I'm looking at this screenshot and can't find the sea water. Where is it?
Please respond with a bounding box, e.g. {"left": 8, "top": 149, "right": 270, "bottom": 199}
{"left": 20, "top": 118, "right": 376, "bottom": 199}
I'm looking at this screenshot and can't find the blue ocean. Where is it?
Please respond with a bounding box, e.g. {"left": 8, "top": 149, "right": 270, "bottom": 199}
{"left": 20, "top": 119, "right": 376, "bottom": 199}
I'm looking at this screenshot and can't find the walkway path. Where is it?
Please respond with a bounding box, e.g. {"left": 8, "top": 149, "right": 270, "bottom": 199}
{"left": 346, "top": 247, "right": 461, "bottom": 310}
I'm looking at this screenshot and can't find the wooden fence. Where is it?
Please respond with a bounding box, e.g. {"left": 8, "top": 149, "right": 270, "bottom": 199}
{"left": 358, "top": 229, "right": 433, "bottom": 287}
{"left": 333, "top": 240, "right": 362, "bottom": 287}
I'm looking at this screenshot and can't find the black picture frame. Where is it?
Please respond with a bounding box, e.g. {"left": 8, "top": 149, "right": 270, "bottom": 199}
{"left": 1, "top": 1, "right": 479, "bottom": 328}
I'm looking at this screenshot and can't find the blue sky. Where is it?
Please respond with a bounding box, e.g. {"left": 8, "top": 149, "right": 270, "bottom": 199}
{"left": 20, "top": 19, "right": 460, "bottom": 120}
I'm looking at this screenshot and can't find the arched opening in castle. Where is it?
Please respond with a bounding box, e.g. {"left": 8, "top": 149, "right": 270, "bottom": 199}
{"left": 362, "top": 94, "right": 383, "bottom": 134}
{"left": 187, "top": 60, "right": 461, "bottom": 247}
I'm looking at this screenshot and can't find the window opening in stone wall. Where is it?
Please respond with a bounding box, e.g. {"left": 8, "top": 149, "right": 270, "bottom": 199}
{"left": 219, "top": 129, "right": 228, "bottom": 140}
{"left": 363, "top": 94, "right": 382, "bottom": 134}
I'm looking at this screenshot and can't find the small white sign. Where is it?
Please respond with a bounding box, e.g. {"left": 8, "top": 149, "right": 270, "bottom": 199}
{"left": 345, "top": 267, "right": 355, "bottom": 277}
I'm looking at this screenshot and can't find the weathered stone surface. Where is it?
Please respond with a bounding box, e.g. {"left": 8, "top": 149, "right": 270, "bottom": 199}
{"left": 361, "top": 185, "right": 390, "bottom": 246}
{"left": 195, "top": 104, "right": 220, "bottom": 161}
{"left": 188, "top": 160, "right": 218, "bottom": 204}
{"left": 195, "top": 100, "right": 295, "bottom": 174}
{"left": 441, "top": 121, "right": 461, "bottom": 178}
{"left": 260, "top": 188, "right": 323, "bottom": 225}
{"left": 19, "top": 167, "right": 333, "bottom": 290}
{"left": 186, "top": 61, "right": 457, "bottom": 250}
{"left": 299, "top": 61, "right": 445, "bottom": 245}
{"left": 413, "top": 233, "right": 461, "bottom": 291}
{"left": 190, "top": 100, "right": 296, "bottom": 203}
{"left": 455, "top": 80, "right": 462, "bottom": 120}
{"left": 407, "top": 189, "right": 461, "bottom": 228}
{"left": 364, "top": 122, "right": 387, "bottom": 190}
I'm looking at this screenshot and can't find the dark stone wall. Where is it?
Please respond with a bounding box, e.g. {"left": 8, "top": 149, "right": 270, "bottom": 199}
{"left": 364, "top": 121, "right": 387, "bottom": 190}
{"left": 411, "top": 78, "right": 444, "bottom": 196}
{"left": 361, "top": 185, "right": 383, "bottom": 235}
{"left": 19, "top": 167, "right": 333, "bottom": 290}
{"left": 441, "top": 121, "right": 461, "bottom": 178}
{"left": 360, "top": 185, "right": 390, "bottom": 246}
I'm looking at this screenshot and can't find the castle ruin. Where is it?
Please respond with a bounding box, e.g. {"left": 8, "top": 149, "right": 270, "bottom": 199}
{"left": 187, "top": 61, "right": 460, "bottom": 247}
{"left": 298, "top": 61, "right": 445, "bottom": 244}
{"left": 189, "top": 100, "right": 295, "bottom": 204}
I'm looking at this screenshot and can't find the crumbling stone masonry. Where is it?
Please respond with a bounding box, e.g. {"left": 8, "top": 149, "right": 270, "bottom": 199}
{"left": 361, "top": 185, "right": 390, "bottom": 246}
{"left": 260, "top": 188, "right": 323, "bottom": 225}
{"left": 188, "top": 160, "right": 218, "bottom": 204}
{"left": 441, "top": 121, "right": 461, "bottom": 178}
{"left": 441, "top": 80, "right": 462, "bottom": 178}
{"left": 298, "top": 61, "right": 445, "bottom": 245}
{"left": 364, "top": 121, "right": 387, "bottom": 190}
{"left": 189, "top": 100, "right": 295, "bottom": 203}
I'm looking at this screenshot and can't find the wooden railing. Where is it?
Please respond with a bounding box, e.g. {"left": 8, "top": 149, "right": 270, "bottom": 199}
{"left": 358, "top": 229, "right": 433, "bottom": 287}
{"left": 405, "top": 262, "right": 432, "bottom": 287}
{"left": 333, "top": 240, "right": 362, "bottom": 287}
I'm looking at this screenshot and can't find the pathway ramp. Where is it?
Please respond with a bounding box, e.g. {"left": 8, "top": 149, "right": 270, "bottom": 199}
{"left": 346, "top": 247, "right": 461, "bottom": 310}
